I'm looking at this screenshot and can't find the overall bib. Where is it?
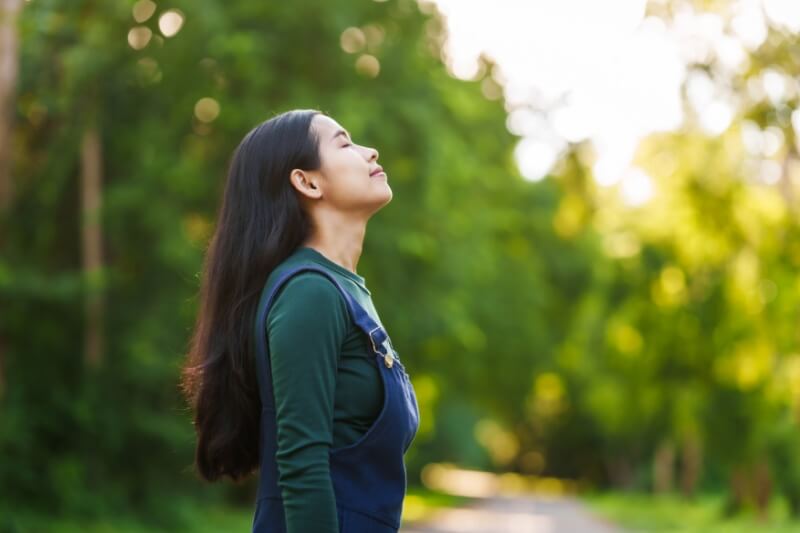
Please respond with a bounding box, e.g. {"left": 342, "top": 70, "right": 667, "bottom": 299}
{"left": 252, "top": 264, "right": 421, "bottom": 532}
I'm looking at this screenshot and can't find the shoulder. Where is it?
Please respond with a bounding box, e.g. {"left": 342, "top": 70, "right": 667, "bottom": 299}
{"left": 268, "top": 270, "right": 349, "bottom": 324}
{"left": 279, "top": 270, "right": 342, "bottom": 301}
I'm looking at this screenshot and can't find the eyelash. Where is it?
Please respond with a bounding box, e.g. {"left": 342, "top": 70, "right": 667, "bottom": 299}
{"left": 342, "top": 142, "right": 352, "bottom": 147}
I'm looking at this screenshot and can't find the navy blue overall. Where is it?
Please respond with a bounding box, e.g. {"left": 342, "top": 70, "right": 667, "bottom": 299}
{"left": 251, "top": 264, "right": 420, "bottom": 532}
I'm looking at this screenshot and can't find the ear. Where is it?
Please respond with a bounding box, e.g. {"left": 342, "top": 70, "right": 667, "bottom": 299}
{"left": 289, "top": 168, "right": 323, "bottom": 200}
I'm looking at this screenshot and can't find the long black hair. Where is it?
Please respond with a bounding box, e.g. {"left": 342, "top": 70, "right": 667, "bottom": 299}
{"left": 181, "top": 108, "right": 323, "bottom": 481}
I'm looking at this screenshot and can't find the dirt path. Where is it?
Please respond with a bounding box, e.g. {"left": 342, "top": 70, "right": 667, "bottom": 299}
{"left": 402, "top": 494, "right": 624, "bottom": 533}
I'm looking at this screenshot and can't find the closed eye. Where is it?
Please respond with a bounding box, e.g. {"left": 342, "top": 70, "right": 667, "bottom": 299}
{"left": 341, "top": 142, "right": 352, "bottom": 147}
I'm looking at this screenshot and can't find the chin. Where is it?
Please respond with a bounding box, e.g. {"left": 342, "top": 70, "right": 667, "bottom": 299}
{"left": 371, "top": 188, "right": 392, "bottom": 212}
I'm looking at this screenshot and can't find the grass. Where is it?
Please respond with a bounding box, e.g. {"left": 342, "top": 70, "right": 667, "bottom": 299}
{"left": 0, "top": 485, "right": 470, "bottom": 533}
{"left": 401, "top": 485, "right": 475, "bottom": 523}
{"left": 10, "top": 485, "right": 800, "bottom": 532}
{"left": 583, "top": 491, "right": 800, "bottom": 533}
{"left": 1, "top": 498, "right": 253, "bottom": 533}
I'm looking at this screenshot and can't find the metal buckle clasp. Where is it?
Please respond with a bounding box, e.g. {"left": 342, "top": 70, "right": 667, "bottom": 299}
{"left": 368, "top": 326, "right": 384, "bottom": 354}
{"left": 368, "top": 326, "right": 395, "bottom": 368}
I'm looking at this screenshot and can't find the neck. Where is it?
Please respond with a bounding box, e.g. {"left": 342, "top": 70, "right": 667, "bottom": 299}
{"left": 301, "top": 210, "right": 366, "bottom": 276}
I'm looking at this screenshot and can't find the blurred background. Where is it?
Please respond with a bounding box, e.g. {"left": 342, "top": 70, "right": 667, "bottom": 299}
{"left": 2, "top": 0, "right": 800, "bottom": 531}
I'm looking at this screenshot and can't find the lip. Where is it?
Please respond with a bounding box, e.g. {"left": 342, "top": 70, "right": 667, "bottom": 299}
{"left": 370, "top": 166, "right": 385, "bottom": 177}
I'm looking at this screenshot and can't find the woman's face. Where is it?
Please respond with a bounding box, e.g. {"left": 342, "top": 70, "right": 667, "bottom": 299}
{"left": 291, "top": 114, "right": 392, "bottom": 216}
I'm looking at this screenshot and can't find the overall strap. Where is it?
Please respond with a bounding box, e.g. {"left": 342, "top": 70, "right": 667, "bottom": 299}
{"left": 253, "top": 264, "right": 390, "bottom": 408}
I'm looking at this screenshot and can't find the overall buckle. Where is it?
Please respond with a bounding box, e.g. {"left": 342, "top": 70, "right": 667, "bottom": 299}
{"left": 368, "top": 326, "right": 395, "bottom": 368}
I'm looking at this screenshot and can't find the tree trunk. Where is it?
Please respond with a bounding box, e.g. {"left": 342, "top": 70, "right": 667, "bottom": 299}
{"left": 0, "top": 0, "right": 21, "bottom": 211}
{"left": 726, "top": 465, "right": 748, "bottom": 516}
{"left": 653, "top": 440, "right": 675, "bottom": 493}
{"left": 81, "top": 123, "right": 105, "bottom": 368}
{"left": 753, "top": 459, "right": 772, "bottom": 521}
{"left": 680, "top": 435, "right": 702, "bottom": 499}
{"left": 778, "top": 150, "right": 796, "bottom": 213}
{"left": 0, "top": 0, "right": 23, "bottom": 399}
{"left": 726, "top": 460, "right": 773, "bottom": 519}
{"left": 606, "top": 455, "right": 635, "bottom": 489}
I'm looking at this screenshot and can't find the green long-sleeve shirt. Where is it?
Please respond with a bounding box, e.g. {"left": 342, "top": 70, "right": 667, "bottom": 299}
{"left": 263, "top": 246, "right": 385, "bottom": 532}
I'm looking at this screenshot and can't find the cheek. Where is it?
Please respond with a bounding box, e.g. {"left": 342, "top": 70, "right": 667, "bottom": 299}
{"left": 326, "top": 150, "right": 365, "bottom": 180}
{"left": 319, "top": 156, "right": 366, "bottom": 201}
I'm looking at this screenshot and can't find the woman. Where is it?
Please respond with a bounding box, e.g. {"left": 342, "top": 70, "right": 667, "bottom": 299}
{"left": 181, "top": 108, "right": 420, "bottom": 533}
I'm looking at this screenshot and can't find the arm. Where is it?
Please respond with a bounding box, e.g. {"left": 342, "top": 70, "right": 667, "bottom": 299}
{"left": 266, "top": 272, "right": 348, "bottom": 533}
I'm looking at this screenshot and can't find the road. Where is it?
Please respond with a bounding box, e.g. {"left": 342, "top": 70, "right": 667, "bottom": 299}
{"left": 402, "top": 494, "right": 624, "bottom": 533}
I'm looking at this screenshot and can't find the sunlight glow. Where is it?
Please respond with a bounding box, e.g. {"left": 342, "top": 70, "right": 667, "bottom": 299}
{"left": 760, "top": 159, "right": 783, "bottom": 185}
{"left": 763, "top": 0, "right": 800, "bottom": 32}
{"left": 620, "top": 167, "right": 655, "bottom": 206}
{"left": 514, "top": 137, "right": 563, "bottom": 182}
{"left": 731, "top": 0, "right": 768, "bottom": 49}
{"left": 427, "top": 0, "right": 800, "bottom": 188}
{"left": 699, "top": 101, "right": 734, "bottom": 136}
{"left": 593, "top": 137, "right": 638, "bottom": 187}
{"left": 761, "top": 68, "right": 793, "bottom": 104}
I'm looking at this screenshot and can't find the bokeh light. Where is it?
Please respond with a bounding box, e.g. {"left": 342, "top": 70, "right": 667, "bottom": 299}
{"left": 127, "top": 26, "right": 152, "bottom": 50}
{"left": 355, "top": 54, "right": 380, "bottom": 77}
{"left": 158, "top": 9, "right": 184, "bottom": 38}
{"left": 132, "top": 0, "right": 156, "bottom": 23}
{"left": 194, "top": 97, "right": 220, "bottom": 123}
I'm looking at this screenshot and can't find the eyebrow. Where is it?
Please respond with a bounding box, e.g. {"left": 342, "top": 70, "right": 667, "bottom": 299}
{"left": 332, "top": 129, "right": 351, "bottom": 142}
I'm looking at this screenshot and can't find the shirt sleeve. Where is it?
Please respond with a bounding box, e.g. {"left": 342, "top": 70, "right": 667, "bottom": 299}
{"left": 266, "top": 272, "right": 349, "bottom": 533}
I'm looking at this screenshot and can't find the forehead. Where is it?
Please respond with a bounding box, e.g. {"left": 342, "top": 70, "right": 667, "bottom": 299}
{"left": 312, "top": 115, "right": 347, "bottom": 139}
